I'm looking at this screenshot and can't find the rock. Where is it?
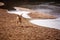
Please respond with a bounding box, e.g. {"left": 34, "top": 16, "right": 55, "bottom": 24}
{"left": 28, "top": 12, "right": 56, "bottom": 19}
{"left": 0, "top": 2, "right": 4, "bottom": 6}
{"left": 0, "top": 9, "right": 60, "bottom": 40}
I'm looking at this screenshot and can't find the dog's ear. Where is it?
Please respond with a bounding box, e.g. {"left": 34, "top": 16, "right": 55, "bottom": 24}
{"left": 28, "top": 12, "right": 57, "bottom": 19}
{"left": 0, "top": 2, "right": 4, "bottom": 6}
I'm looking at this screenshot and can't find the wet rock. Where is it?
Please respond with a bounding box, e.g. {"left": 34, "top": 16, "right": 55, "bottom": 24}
{"left": 0, "top": 9, "right": 60, "bottom": 40}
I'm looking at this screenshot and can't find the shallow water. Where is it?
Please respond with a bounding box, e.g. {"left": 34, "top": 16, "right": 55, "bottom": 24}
{"left": 8, "top": 2, "right": 60, "bottom": 30}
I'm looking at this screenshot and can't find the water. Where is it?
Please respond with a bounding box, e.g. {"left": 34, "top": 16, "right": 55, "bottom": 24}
{"left": 8, "top": 10, "right": 31, "bottom": 18}
{"left": 8, "top": 2, "right": 60, "bottom": 30}
{"left": 30, "top": 18, "right": 60, "bottom": 30}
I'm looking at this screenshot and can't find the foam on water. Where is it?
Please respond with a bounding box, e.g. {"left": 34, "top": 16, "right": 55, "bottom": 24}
{"left": 8, "top": 10, "right": 60, "bottom": 30}
{"left": 8, "top": 10, "right": 31, "bottom": 18}
{"left": 7, "top": 3, "right": 60, "bottom": 30}
{"left": 30, "top": 18, "right": 60, "bottom": 30}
